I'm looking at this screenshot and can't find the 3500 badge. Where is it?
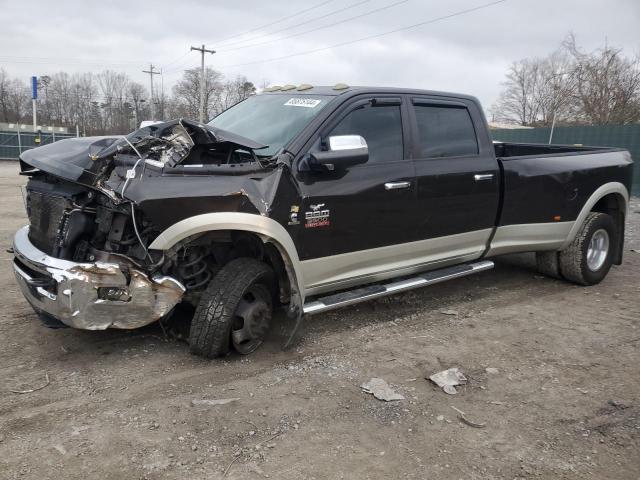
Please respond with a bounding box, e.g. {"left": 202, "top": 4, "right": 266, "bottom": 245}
{"left": 304, "top": 203, "right": 330, "bottom": 228}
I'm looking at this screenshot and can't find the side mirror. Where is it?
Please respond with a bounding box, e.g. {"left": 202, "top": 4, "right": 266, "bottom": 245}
{"left": 309, "top": 135, "right": 368, "bottom": 170}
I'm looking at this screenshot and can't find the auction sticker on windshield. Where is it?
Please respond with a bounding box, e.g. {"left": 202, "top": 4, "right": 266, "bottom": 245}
{"left": 284, "top": 98, "right": 322, "bottom": 108}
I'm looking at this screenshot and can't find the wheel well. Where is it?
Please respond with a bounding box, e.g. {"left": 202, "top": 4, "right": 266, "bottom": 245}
{"left": 167, "top": 230, "right": 292, "bottom": 305}
{"left": 591, "top": 193, "right": 626, "bottom": 265}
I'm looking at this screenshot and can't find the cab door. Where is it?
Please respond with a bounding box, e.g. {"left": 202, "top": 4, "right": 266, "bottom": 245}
{"left": 409, "top": 97, "right": 500, "bottom": 257}
{"left": 295, "top": 95, "right": 416, "bottom": 292}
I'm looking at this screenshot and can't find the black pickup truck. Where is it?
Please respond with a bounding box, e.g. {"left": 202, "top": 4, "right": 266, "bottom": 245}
{"left": 13, "top": 85, "right": 633, "bottom": 357}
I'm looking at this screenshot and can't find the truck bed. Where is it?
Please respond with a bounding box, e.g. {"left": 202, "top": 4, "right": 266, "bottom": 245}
{"left": 492, "top": 142, "right": 632, "bottom": 254}
{"left": 494, "top": 141, "right": 619, "bottom": 158}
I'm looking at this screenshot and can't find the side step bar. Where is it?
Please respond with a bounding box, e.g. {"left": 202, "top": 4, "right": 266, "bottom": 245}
{"left": 302, "top": 260, "right": 494, "bottom": 316}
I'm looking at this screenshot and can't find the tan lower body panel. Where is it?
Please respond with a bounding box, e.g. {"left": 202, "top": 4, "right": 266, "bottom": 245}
{"left": 486, "top": 221, "right": 574, "bottom": 257}
{"left": 301, "top": 229, "right": 493, "bottom": 296}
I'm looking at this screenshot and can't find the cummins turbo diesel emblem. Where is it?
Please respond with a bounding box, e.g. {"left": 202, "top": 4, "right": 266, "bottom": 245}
{"left": 288, "top": 205, "right": 300, "bottom": 225}
{"left": 305, "top": 203, "right": 330, "bottom": 228}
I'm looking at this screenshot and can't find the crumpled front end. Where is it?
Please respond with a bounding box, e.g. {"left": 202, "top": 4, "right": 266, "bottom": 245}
{"left": 13, "top": 226, "right": 185, "bottom": 330}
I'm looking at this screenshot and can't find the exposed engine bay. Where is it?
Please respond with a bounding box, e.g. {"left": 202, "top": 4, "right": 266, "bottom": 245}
{"left": 18, "top": 119, "right": 283, "bottom": 313}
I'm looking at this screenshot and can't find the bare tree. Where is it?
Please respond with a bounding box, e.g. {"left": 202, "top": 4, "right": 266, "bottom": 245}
{"left": 127, "top": 82, "right": 149, "bottom": 129}
{"left": 0, "top": 69, "right": 11, "bottom": 122}
{"left": 171, "top": 67, "right": 223, "bottom": 121}
{"left": 563, "top": 34, "right": 640, "bottom": 124}
{"left": 0, "top": 67, "right": 257, "bottom": 134}
{"left": 217, "top": 76, "right": 256, "bottom": 112}
{"left": 493, "top": 35, "right": 640, "bottom": 126}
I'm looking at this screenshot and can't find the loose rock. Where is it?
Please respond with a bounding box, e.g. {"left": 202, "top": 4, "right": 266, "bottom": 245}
{"left": 361, "top": 378, "right": 405, "bottom": 401}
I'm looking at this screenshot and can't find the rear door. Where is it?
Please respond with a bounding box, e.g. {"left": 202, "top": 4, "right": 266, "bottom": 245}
{"left": 295, "top": 95, "right": 416, "bottom": 292}
{"left": 409, "top": 97, "right": 500, "bottom": 259}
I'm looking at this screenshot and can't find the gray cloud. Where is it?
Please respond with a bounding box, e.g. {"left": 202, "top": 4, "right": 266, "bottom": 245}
{"left": 1, "top": 0, "right": 638, "bottom": 111}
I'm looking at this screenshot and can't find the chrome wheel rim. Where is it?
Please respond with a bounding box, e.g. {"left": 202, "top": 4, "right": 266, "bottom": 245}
{"left": 586, "top": 228, "right": 609, "bottom": 271}
{"left": 231, "top": 284, "right": 271, "bottom": 355}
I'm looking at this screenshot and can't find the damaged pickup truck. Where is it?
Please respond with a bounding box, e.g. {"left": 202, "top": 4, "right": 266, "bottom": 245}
{"left": 13, "top": 85, "right": 634, "bottom": 358}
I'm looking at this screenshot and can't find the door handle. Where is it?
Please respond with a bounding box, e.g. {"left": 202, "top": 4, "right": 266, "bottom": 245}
{"left": 474, "top": 174, "right": 494, "bottom": 181}
{"left": 384, "top": 181, "right": 411, "bottom": 190}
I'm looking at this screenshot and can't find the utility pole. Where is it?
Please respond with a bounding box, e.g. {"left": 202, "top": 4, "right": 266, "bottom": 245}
{"left": 190, "top": 44, "right": 215, "bottom": 123}
{"left": 142, "top": 64, "right": 160, "bottom": 120}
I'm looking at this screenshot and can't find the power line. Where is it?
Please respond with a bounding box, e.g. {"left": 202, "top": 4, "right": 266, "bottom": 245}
{"left": 218, "top": 0, "right": 512, "bottom": 69}
{"left": 160, "top": 51, "right": 191, "bottom": 69}
{"left": 217, "top": 0, "right": 371, "bottom": 50}
{"left": 217, "top": 0, "right": 407, "bottom": 54}
{"left": 213, "top": 0, "right": 335, "bottom": 46}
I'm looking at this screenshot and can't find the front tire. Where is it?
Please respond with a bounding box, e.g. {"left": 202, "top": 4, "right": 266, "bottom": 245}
{"left": 558, "top": 212, "right": 616, "bottom": 285}
{"left": 189, "top": 258, "right": 275, "bottom": 358}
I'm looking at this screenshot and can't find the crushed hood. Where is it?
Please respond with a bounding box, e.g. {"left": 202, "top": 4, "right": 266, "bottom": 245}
{"left": 19, "top": 119, "right": 268, "bottom": 188}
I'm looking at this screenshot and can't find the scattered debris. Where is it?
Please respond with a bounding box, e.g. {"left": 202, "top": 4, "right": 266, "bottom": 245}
{"left": 222, "top": 455, "right": 241, "bottom": 478}
{"left": 451, "top": 405, "right": 466, "bottom": 416}
{"left": 485, "top": 367, "right": 500, "bottom": 375}
{"left": 429, "top": 368, "right": 467, "bottom": 395}
{"left": 361, "top": 378, "right": 405, "bottom": 401}
{"left": 440, "top": 310, "right": 459, "bottom": 316}
{"left": 255, "top": 431, "right": 283, "bottom": 449}
{"left": 459, "top": 415, "right": 486, "bottom": 428}
{"left": 10, "top": 373, "right": 50, "bottom": 394}
{"left": 52, "top": 444, "right": 67, "bottom": 455}
{"left": 191, "top": 398, "right": 240, "bottom": 407}
{"left": 450, "top": 406, "right": 486, "bottom": 428}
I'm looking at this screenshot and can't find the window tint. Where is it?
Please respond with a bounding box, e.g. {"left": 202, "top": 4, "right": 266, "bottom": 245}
{"left": 413, "top": 104, "right": 478, "bottom": 158}
{"left": 330, "top": 105, "right": 403, "bottom": 163}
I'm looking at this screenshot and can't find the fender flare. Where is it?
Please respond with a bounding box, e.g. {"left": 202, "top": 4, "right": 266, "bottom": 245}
{"left": 149, "top": 213, "right": 306, "bottom": 308}
{"left": 560, "top": 181, "right": 629, "bottom": 249}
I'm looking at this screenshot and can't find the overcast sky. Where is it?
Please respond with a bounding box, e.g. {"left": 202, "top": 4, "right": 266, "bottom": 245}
{"left": 1, "top": 0, "right": 638, "bottom": 111}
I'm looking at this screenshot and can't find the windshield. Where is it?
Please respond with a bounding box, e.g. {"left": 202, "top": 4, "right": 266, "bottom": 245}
{"left": 208, "top": 94, "right": 332, "bottom": 157}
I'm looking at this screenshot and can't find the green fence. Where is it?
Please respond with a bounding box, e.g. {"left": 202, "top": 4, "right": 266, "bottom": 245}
{"left": 0, "top": 130, "right": 76, "bottom": 160}
{"left": 491, "top": 124, "right": 640, "bottom": 195}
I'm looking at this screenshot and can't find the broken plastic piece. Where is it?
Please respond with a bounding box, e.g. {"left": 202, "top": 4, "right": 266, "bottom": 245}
{"left": 429, "top": 368, "right": 467, "bottom": 395}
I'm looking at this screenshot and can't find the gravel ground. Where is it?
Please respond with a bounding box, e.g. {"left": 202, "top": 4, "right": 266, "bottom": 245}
{"left": 0, "top": 161, "right": 638, "bottom": 479}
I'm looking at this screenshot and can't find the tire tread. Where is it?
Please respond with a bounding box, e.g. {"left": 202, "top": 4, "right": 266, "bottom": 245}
{"left": 189, "top": 258, "right": 272, "bottom": 358}
{"left": 559, "top": 212, "right": 610, "bottom": 285}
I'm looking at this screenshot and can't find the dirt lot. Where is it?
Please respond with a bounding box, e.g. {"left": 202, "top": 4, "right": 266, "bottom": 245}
{"left": 0, "top": 161, "right": 638, "bottom": 480}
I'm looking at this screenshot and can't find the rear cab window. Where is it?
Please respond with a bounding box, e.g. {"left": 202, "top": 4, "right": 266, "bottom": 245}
{"left": 411, "top": 100, "right": 479, "bottom": 158}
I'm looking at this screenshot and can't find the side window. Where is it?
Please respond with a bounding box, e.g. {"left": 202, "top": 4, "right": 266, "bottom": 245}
{"left": 330, "top": 105, "right": 403, "bottom": 163}
{"left": 413, "top": 104, "right": 478, "bottom": 158}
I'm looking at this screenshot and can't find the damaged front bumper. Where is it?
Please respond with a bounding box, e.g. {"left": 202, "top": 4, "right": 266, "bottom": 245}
{"left": 12, "top": 226, "right": 185, "bottom": 330}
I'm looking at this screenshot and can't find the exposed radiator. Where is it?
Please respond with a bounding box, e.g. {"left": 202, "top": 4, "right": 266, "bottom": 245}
{"left": 26, "top": 190, "right": 67, "bottom": 255}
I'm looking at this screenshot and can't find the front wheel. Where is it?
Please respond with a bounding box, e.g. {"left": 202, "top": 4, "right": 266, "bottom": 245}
{"left": 558, "top": 212, "right": 616, "bottom": 285}
{"left": 189, "top": 258, "right": 275, "bottom": 358}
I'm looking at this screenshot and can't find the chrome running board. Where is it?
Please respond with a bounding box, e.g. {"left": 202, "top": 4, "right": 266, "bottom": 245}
{"left": 302, "top": 260, "right": 494, "bottom": 316}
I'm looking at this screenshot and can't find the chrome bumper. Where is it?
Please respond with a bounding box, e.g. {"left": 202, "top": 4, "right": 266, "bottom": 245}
{"left": 12, "top": 226, "right": 185, "bottom": 330}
